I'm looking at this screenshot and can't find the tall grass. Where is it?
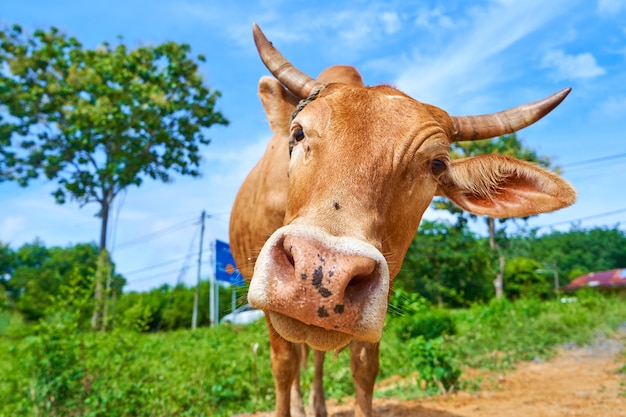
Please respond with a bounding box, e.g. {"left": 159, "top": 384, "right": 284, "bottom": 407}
{"left": 1, "top": 290, "right": 625, "bottom": 416}
{"left": 451, "top": 291, "right": 626, "bottom": 370}
{"left": 0, "top": 321, "right": 276, "bottom": 417}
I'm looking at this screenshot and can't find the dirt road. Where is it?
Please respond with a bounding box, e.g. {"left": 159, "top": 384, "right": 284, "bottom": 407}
{"left": 236, "top": 330, "right": 626, "bottom": 417}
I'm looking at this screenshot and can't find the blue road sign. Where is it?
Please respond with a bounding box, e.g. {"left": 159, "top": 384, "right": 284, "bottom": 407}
{"left": 215, "top": 240, "right": 244, "bottom": 286}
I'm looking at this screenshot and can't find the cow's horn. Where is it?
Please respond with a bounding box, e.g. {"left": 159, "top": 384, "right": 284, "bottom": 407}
{"left": 253, "top": 23, "right": 322, "bottom": 99}
{"left": 451, "top": 87, "right": 571, "bottom": 142}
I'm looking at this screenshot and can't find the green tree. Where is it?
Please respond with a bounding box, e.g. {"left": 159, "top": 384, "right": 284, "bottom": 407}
{"left": 113, "top": 281, "right": 243, "bottom": 331}
{"left": 6, "top": 240, "right": 118, "bottom": 322}
{"left": 7, "top": 239, "right": 52, "bottom": 318}
{"left": 0, "top": 25, "right": 228, "bottom": 329}
{"left": 503, "top": 256, "right": 551, "bottom": 299}
{"left": 0, "top": 241, "right": 14, "bottom": 299}
{"left": 432, "top": 133, "right": 557, "bottom": 298}
{"left": 397, "top": 220, "right": 494, "bottom": 307}
{"left": 523, "top": 225, "right": 626, "bottom": 285}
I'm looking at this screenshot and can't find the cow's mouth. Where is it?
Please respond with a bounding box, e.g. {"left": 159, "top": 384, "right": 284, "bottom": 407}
{"left": 268, "top": 311, "right": 354, "bottom": 351}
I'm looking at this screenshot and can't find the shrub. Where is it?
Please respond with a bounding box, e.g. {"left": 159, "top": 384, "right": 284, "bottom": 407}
{"left": 504, "top": 257, "right": 551, "bottom": 299}
{"left": 408, "top": 336, "right": 461, "bottom": 394}
{"left": 392, "top": 309, "right": 456, "bottom": 342}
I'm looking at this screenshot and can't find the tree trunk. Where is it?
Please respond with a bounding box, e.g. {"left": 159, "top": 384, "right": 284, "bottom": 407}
{"left": 495, "top": 254, "right": 505, "bottom": 298}
{"left": 487, "top": 217, "right": 505, "bottom": 298}
{"left": 91, "top": 198, "right": 110, "bottom": 331}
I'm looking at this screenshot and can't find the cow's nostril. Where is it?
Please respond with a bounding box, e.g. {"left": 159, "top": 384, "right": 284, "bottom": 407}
{"left": 284, "top": 248, "right": 295, "bottom": 268}
{"left": 273, "top": 237, "right": 295, "bottom": 273}
{"left": 278, "top": 237, "right": 296, "bottom": 268}
{"left": 344, "top": 258, "right": 377, "bottom": 303}
{"left": 348, "top": 272, "right": 370, "bottom": 288}
{"left": 346, "top": 272, "right": 374, "bottom": 296}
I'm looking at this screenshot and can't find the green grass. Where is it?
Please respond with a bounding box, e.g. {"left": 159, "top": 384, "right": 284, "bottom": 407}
{"left": 450, "top": 292, "right": 626, "bottom": 371}
{"left": 0, "top": 321, "right": 276, "bottom": 417}
{"left": 1, "top": 291, "right": 625, "bottom": 416}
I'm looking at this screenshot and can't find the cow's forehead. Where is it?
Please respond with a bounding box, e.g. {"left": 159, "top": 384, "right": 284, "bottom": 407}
{"left": 292, "top": 83, "right": 453, "bottom": 147}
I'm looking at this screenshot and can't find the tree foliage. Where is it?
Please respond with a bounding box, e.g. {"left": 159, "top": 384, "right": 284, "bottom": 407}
{"left": 1, "top": 225, "right": 623, "bottom": 327}
{"left": 503, "top": 256, "right": 551, "bottom": 299}
{"left": 0, "top": 24, "right": 228, "bottom": 328}
{"left": 114, "top": 281, "right": 247, "bottom": 332}
{"left": 396, "top": 220, "right": 494, "bottom": 307}
{"left": 1, "top": 237, "right": 250, "bottom": 331}
{"left": 431, "top": 133, "right": 561, "bottom": 298}
{"left": 0, "top": 24, "right": 228, "bottom": 213}
{"left": 1, "top": 240, "right": 124, "bottom": 322}
{"left": 516, "top": 225, "right": 626, "bottom": 284}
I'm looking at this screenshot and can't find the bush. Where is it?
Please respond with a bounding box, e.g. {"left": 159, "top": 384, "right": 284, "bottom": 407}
{"left": 408, "top": 336, "right": 461, "bottom": 394}
{"left": 451, "top": 292, "right": 626, "bottom": 371}
{"left": 0, "top": 310, "right": 33, "bottom": 338}
{"left": 392, "top": 309, "right": 456, "bottom": 341}
{"left": 3, "top": 288, "right": 626, "bottom": 415}
{"left": 388, "top": 288, "right": 432, "bottom": 316}
{"left": 0, "top": 273, "right": 276, "bottom": 417}
{"left": 504, "top": 257, "right": 551, "bottom": 299}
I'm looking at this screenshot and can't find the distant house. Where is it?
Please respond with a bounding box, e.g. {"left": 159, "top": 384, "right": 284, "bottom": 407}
{"left": 564, "top": 268, "right": 626, "bottom": 291}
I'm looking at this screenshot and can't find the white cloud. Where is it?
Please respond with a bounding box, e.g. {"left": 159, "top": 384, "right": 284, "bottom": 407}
{"left": 414, "top": 6, "right": 454, "bottom": 31}
{"left": 0, "top": 182, "right": 100, "bottom": 249}
{"left": 256, "top": 6, "right": 407, "bottom": 53}
{"left": 592, "top": 95, "right": 626, "bottom": 120}
{"left": 0, "top": 216, "right": 27, "bottom": 243}
{"left": 380, "top": 11, "right": 402, "bottom": 35}
{"left": 541, "top": 49, "right": 606, "bottom": 80}
{"left": 598, "top": 0, "right": 626, "bottom": 15}
{"left": 394, "top": 0, "right": 573, "bottom": 110}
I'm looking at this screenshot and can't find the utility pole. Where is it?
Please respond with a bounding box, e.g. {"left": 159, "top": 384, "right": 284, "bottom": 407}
{"left": 192, "top": 210, "right": 206, "bottom": 330}
{"left": 209, "top": 239, "right": 217, "bottom": 326}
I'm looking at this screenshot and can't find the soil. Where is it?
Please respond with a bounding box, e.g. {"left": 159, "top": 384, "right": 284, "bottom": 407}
{"left": 234, "top": 328, "right": 626, "bottom": 417}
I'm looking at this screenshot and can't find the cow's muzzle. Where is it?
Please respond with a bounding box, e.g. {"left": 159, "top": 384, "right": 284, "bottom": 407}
{"left": 248, "top": 225, "right": 390, "bottom": 351}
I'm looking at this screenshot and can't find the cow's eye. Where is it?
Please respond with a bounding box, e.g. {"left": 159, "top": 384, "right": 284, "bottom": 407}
{"left": 431, "top": 159, "right": 447, "bottom": 176}
{"left": 289, "top": 127, "right": 305, "bottom": 157}
{"left": 293, "top": 127, "right": 305, "bottom": 142}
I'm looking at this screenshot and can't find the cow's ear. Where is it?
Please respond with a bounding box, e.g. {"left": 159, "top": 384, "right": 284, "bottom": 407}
{"left": 435, "top": 154, "right": 576, "bottom": 218}
{"left": 258, "top": 76, "right": 299, "bottom": 136}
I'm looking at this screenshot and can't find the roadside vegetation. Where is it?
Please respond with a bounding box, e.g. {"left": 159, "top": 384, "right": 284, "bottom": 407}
{"left": 1, "top": 224, "right": 626, "bottom": 416}
{"left": 1, "top": 281, "right": 625, "bottom": 416}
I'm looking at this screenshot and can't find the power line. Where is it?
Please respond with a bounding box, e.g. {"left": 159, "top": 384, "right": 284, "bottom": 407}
{"left": 115, "top": 216, "right": 198, "bottom": 249}
{"left": 562, "top": 152, "right": 626, "bottom": 168}
{"left": 122, "top": 241, "right": 218, "bottom": 280}
{"left": 534, "top": 207, "right": 626, "bottom": 229}
{"left": 124, "top": 254, "right": 190, "bottom": 276}
{"left": 125, "top": 267, "right": 185, "bottom": 284}
{"left": 114, "top": 212, "right": 230, "bottom": 251}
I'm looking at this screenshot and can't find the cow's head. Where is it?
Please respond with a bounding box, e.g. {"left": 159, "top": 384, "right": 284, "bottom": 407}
{"left": 247, "top": 24, "right": 576, "bottom": 351}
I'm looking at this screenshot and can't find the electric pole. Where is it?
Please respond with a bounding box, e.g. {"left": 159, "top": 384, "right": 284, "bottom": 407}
{"left": 209, "top": 239, "right": 217, "bottom": 326}
{"left": 192, "top": 210, "right": 205, "bottom": 330}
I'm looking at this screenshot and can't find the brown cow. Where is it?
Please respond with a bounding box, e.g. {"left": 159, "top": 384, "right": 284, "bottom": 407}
{"left": 229, "top": 24, "right": 576, "bottom": 417}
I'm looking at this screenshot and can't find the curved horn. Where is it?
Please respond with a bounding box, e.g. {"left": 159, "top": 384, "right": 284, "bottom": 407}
{"left": 451, "top": 88, "right": 571, "bottom": 142}
{"left": 252, "top": 23, "right": 323, "bottom": 98}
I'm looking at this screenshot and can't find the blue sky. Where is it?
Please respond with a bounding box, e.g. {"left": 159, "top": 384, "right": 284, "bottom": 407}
{"left": 2, "top": 0, "right": 625, "bottom": 292}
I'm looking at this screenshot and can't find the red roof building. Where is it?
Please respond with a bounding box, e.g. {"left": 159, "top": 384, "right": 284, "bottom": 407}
{"left": 565, "top": 268, "right": 626, "bottom": 291}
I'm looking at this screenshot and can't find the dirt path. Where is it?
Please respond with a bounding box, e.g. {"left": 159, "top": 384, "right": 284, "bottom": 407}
{"left": 236, "top": 330, "right": 626, "bottom": 417}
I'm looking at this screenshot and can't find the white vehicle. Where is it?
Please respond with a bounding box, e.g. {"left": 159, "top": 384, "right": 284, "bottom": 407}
{"left": 221, "top": 304, "right": 264, "bottom": 325}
